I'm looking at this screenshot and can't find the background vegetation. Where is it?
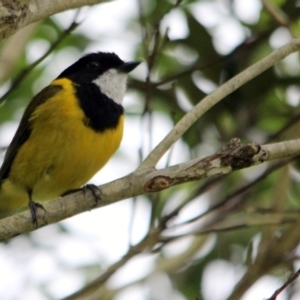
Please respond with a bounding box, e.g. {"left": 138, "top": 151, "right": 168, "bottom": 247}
{"left": 1, "top": 0, "right": 300, "bottom": 299}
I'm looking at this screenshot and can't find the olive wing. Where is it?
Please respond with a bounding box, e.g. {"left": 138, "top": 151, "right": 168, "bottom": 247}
{"left": 0, "top": 85, "right": 62, "bottom": 181}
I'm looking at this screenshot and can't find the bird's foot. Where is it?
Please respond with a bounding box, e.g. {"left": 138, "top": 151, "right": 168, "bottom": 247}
{"left": 83, "top": 184, "right": 102, "bottom": 207}
{"left": 29, "top": 200, "right": 46, "bottom": 228}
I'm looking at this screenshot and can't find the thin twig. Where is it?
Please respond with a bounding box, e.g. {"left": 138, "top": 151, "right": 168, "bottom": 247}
{"left": 160, "top": 218, "right": 296, "bottom": 243}
{"left": 262, "top": 0, "right": 295, "bottom": 37}
{"left": 63, "top": 227, "right": 160, "bottom": 300}
{"left": 266, "top": 268, "right": 300, "bottom": 300}
{"left": 0, "top": 11, "right": 81, "bottom": 104}
{"left": 166, "top": 157, "right": 295, "bottom": 229}
{"left": 152, "top": 57, "right": 220, "bottom": 87}
{"left": 159, "top": 176, "right": 223, "bottom": 228}
{"left": 267, "top": 112, "right": 300, "bottom": 142}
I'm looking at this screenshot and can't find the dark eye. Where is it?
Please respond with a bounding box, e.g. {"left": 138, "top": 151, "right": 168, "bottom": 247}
{"left": 87, "top": 61, "right": 100, "bottom": 70}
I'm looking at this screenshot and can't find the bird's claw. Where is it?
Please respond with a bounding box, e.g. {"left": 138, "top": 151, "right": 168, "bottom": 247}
{"left": 29, "top": 200, "right": 46, "bottom": 227}
{"left": 83, "top": 184, "right": 101, "bottom": 207}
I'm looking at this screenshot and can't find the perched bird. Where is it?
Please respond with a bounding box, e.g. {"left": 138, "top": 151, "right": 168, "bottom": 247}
{"left": 0, "top": 52, "right": 140, "bottom": 222}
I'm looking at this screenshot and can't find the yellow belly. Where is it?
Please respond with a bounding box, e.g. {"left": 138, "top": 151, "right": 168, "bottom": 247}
{"left": 0, "top": 78, "right": 124, "bottom": 217}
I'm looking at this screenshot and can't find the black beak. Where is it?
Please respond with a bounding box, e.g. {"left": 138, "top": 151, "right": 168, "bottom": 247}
{"left": 119, "top": 61, "right": 141, "bottom": 73}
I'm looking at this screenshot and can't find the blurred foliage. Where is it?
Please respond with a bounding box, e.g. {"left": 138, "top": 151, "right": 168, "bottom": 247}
{"left": 2, "top": 0, "right": 300, "bottom": 299}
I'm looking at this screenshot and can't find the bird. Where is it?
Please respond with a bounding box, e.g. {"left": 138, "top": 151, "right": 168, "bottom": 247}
{"left": 0, "top": 52, "right": 140, "bottom": 223}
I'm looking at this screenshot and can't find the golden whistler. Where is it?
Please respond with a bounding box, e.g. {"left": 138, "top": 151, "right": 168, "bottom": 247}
{"left": 0, "top": 52, "right": 140, "bottom": 223}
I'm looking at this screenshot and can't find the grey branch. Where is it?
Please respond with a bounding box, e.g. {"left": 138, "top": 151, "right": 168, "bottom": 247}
{"left": 0, "top": 137, "right": 299, "bottom": 241}
{"left": 0, "top": 0, "right": 107, "bottom": 41}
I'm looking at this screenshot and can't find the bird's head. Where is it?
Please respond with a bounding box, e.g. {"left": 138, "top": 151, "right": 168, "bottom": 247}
{"left": 57, "top": 52, "right": 140, "bottom": 104}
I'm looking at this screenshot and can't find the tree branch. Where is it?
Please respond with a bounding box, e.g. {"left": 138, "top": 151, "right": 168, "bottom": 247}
{"left": 0, "top": 23, "right": 38, "bottom": 84}
{"left": 0, "top": 0, "right": 108, "bottom": 41}
{"left": 0, "top": 137, "right": 299, "bottom": 241}
{"left": 63, "top": 226, "right": 160, "bottom": 300}
{"left": 266, "top": 268, "right": 300, "bottom": 300}
{"left": 0, "top": 12, "right": 80, "bottom": 104}
{"left": 67, "top": 217, "right": 297, "bottom": 300}
{"left": 227, "top": 217, "right": 300, "bottom": 300}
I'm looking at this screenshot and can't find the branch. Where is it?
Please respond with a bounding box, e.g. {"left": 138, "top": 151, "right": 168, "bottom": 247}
{"left": 161, "top": 218, "right": 296, "bottom": 243}
{"left": 63, "top": 227, "right": 160, "bottom": 300}
{"left": 69, "top": 217, "right": 297, "bottom": 300}
{"left": 227, "top": 216, "right": 300, "bottom": 300}
{"left": 164, "top": 157, "right": 295, "bottom": 230}
{"left": 262, "top": 0, "right": 291, "bottom": 30}
{"left": 1, "top": 138, "right": 300, "bottom": 241}
{"left": 99, "top": 236, "right": 211, "bottom": 300}
{"left": 266, "top": 268, "right": 300, "bottom": 300}
{"left": 0, "top": 12, "right": 80, "bottom": 104}
{"left": 0, "top": 23, "right": 38, "bottom": 84}
{"left": 0, "top": 0, "right": 108, "bottom": 41}
{"left": 137, "top": 38, "right": 300, "bottom": 171}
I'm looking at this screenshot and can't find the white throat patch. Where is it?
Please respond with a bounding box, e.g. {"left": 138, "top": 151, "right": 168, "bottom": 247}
{"left": 92, "top": 69, "right": 128, "bottom": 104}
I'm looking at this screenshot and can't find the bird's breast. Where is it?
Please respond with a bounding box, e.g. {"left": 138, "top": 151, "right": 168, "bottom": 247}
{"left": 10, "top": 78, "right": 125, "bottom": 200}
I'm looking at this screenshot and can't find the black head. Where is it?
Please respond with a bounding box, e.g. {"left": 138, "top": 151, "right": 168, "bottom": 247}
{"left": 56, "top": 52, "right": 140, "bottom": 85}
